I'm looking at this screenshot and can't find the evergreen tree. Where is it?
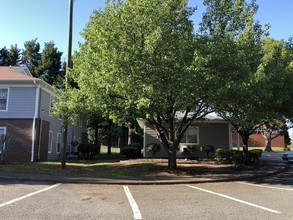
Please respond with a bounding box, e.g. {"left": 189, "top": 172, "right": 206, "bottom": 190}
{"left": 0, "top": 47, "right": 8, "bottom": 65}
{"left": 37, "top": 41, "right": 63, "bottom": 86}
{"left": 7, "top": 44, "right": 21, "bottom": 66}
{"left": 22, "top": 38, "right": 41, "bottom": 77}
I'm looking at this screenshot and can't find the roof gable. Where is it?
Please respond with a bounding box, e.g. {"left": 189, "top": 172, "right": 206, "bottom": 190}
{"left": 0, "top": 66, "right": 35, "bottom": 80}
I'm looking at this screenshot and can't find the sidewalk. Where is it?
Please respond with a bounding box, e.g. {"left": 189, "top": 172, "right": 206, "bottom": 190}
{"left": 0, "top": 161, "right": 291, "bottom": 185}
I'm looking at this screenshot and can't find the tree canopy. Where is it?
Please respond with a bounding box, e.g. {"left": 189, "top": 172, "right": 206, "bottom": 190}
{"left": 60, "top": 0, "right": 293, "bottom": 168}
{"left": 68, "top": 0, "right": 213, "bottom": 169}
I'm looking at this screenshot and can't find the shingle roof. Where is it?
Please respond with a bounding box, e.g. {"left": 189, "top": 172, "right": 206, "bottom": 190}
{"left": 0, "top": 66, "right": 36, "bottom": 80}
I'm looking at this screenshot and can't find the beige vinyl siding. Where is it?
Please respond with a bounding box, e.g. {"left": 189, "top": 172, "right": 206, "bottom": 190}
{"left": 144, "top": 122, "right": 230, "bottom": 158}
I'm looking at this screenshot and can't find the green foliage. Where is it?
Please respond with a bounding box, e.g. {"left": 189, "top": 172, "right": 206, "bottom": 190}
{"left": 122, "top": 143, "right": 143, "bottom": 159}
{"left": 146, "top": 143, "right": 161, "bottom": 157}
{"left": 78, "top": 143, "right": 96, "bottom": 160}
{"left": 231, "top": 153, "right": 246, "bottom": 167}
{"left": 216, "top": 148, "right": 262, "bottom": 166}
{"left": 186, "top": 145, "right": 198, "bottom": 154}
{"left": 127, "top": 143, "right": 143, "bottom": 151}
{"left": 38, "top": 41, "right": 64, "bottom": 87}
{"left": 121, "top": 147, "right": 142, "bottom": 159}
{"left": 22, "top": 38, "right": 41, "bottom": 77}
{"left": 200, "top": 145, "right": 215, "bottom": 157}
{"left": 0, "top": 45, "right": 21, "bottom": 66}
{"left": 78, "top": 143, "right": 96, "bottom": 154}
{"left": 247, "top": 149, "right": 263, "bottom": 164}
{"left": 215, "top": 148, "right": 233, "bottom": 162}
{"left": 69, "top": 0, "right": 201, "bottom": 169}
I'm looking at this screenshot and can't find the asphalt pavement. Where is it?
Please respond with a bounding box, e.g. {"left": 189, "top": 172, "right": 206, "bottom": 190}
{"left": 0, "top": 151, "right": 291, "bottom": 185}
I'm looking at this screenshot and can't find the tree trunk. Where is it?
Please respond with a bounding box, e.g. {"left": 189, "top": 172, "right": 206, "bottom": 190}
{"left": 94, "top": 123, "right": 100, "bottom": 155}
{"left": 61, "top": 124, "right": 68, "bottom": 169}
{"left": 128, "top": 127, "right": 132, "bottom": 145}
{"left": 264, "top": 132, "right": 273, "bottom": 152}
{"left": 242, "top": 136, "right": 249, "bottom": 165}
{"left": 168, "top": 150, "right": 177, "bottom": 170}
{"left": 107, "top": 119, "right": 112, "bottom": 155}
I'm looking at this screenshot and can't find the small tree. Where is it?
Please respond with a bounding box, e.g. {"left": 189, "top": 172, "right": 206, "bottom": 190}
{"left": 146, "top": 143, "right": 161, "bottom": 158}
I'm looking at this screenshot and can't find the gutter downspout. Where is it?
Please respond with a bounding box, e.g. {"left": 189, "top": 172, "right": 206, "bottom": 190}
{"left": 32, "top": 81, "right": 40, "bottom": 162}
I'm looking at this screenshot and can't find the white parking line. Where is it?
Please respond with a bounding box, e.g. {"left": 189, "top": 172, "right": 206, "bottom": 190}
{"left": 188, "top": 185, "right": 281, "bottom": 214}
{"left": 123, "top": 186, "right": 142, "bottom": 220}
{"left": 237, "top": 182, "right": 293, "bottom": 191}
{"left": 0, "top": 183, "right": 61, "bottom": 208}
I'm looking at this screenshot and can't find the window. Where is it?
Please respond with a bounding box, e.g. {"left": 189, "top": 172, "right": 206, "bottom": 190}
{"left": 56, "top": 133, "right": 61, "bottom": 154}
{"left": 0, "top": 127, "right": 6, "bottom": 154}
{"left": 180, "top": 127, "right": 199, "bottom": 145}
{"left": 0, "top": 88, "right": 8, "bottom": 111}
{"left": 48, "top": 131, "right": 53, "bottom": 153}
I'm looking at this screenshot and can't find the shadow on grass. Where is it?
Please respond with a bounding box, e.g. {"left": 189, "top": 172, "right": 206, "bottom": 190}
{"left": 0, "top": 160, "right": 167, "bottom": 178}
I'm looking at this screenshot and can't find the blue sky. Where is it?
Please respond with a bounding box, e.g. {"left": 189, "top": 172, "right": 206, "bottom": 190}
{"left": 0, "top": 0, "right": 292, "bottom": 62}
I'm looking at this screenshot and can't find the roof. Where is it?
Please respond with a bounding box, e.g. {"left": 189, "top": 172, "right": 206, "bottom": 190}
{"left": 0, "top": 66, "right": 56, "bottom": 94}
{"left": 0, "top": 66, "right": 36, "bottom": 80}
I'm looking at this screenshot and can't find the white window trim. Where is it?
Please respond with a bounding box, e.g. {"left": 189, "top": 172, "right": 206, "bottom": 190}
{"left": 48, "top": 131, "right": 53, "bottom": 153}
{"left": 180, "top": 126, "right": 199, "bottom": 145}
{"left": 49, "top": 95, "right": 52, "bottom": 117}
{"left": 0, "top": 87, "right": 9, "bottom": 112}
{"left": 56, "top": 133, "right": 61, "bottom": 154}
{"left": 0, "top": 127, "right": 7, "bottom": 154}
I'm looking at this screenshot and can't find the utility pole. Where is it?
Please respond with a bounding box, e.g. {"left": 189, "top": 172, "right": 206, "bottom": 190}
{"left": 61, "top": 0, "right": 74, "bottom": 169}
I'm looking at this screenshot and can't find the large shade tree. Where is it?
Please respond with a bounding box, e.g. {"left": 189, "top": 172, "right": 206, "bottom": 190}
{"left": 197, "top": 0, "right": 293, "bottom": 160}
{"left": 69, "top": 0, "right": 213, "bottom": 169}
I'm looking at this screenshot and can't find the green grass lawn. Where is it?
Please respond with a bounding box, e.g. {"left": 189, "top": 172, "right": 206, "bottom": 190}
{"left": 233, "top": 146, "right": 288, "bottom": 152}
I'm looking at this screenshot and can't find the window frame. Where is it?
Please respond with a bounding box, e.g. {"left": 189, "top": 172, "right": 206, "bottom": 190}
{"left": 56, "top": 133, "right": 61, "bottom": 154}
{"left": 0, "top": 88, "right": 9, "bottom": 111}
{"left": 180, "top": 126, "right": 199, "bottom": 145}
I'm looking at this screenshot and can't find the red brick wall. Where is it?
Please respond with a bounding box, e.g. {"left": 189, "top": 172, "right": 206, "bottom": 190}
{"left": 36, "top": 120, "right": 49, "bottom": 162}
{"left": 232, "top": 133, "right": 284, "bottom": 148}
{"left": 0, "top": 119, "right": 34, "bottom": 163}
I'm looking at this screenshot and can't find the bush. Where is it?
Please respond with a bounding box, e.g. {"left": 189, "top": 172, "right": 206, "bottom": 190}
{"left": 283, "top": 147, "right": 291, "bottom": 152}
{"left": 200, "top": 145, "right": 215, "bottom": 157}
{"left": 121, "top": 147, "right": 141, "bottom": 159}
{"left": 248, "top": 149, "right": 263, "bottom": 164}
{"left": 78, "top": 143, "right": 96, "bottom": 159}
{"left": 127, "top": 143, "right": 143, "bottom": 151}
{"left": 146, "top": 143, "right": 161, "bottom": 158}
{"left": 231, "top": 153, "right": 246, "bottom": 167}
{"left": 215, "top": 148, "right": 233, "bottom": 162}
{"left": 186, "top": 145, "right": 198, "bottom": 154}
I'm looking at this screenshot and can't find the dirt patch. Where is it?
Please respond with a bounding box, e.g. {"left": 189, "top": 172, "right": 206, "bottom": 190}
{"left": 119, "top": 158, "right": 260, "bottom": 178}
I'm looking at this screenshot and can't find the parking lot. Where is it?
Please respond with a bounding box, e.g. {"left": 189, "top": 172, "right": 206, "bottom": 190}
{"left": 1, "top": 168, "right": 292, "bottom": 220}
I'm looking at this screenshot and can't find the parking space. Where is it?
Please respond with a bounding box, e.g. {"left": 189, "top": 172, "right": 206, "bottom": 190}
{"left": 0, "top": 179, "right": 292, "bottom": 219}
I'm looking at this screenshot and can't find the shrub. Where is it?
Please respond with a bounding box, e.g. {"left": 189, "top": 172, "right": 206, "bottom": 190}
{"left": 145, "top": 143, "right": 161, "bottom": 158}
{"left": 77, "top": 143, "right": 96, "bottom": 159}
{"left": 215, "top": 148, "right": 233, "bottom": 162}
{"left": 186, "top": 145, "right": 198, "bottom": 154}
{"left": 248, "top": 149, "right": 263, "bottom": 164}
{"left": 231, "top": 153, "right": 246, "bottom": 167}
{"left": 122, "top": 147, "right": 141, "bottom": 159}
{"left": 200, "top": 145, "right": 215, "bottom": 157}
{"left": 283, "top": 147, "right": 291, "bottom": 152}
{"left": 127, "top": 143, "right": 143, "bottom": 151}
